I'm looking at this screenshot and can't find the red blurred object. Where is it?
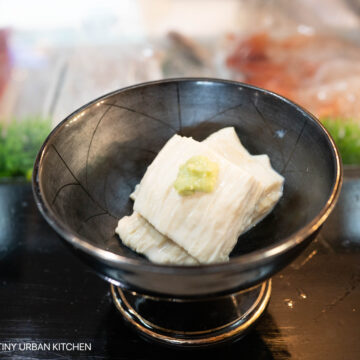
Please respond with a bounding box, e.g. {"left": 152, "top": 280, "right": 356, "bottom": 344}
{"left": 226, "top": 33, "right": 317, "bottom": 100}
{"left": 0, "top": 29, "right": 11, "bottom": 100}
{"left": 226, "top": 31, "right": 360, "bottom": 119}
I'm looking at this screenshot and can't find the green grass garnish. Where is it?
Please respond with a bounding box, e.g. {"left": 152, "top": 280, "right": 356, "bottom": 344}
{"left": 321, "top": 117, "right": 360, "bottom": 165}
{"left": 0, "top": 117, "right": 51, "bottom": 180}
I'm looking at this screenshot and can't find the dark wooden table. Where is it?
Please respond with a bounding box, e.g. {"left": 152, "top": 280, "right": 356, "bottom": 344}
{"left": 0, "top": 172, "right": 359, "bottom": 359}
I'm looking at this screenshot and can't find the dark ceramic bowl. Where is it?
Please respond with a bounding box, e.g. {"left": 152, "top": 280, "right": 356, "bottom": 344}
{"left": 33, "top": 78, "right": 342, "bottom": 298}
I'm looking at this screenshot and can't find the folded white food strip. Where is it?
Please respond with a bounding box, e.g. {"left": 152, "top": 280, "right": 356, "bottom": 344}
{"left": 118, "top": 127, "right": 284, "bottom": 264}
{"left": 133, "top": 134, "right": 266, "bottom": 263}
{"left": 129, "top": 184, "right": 140, "bottom": 201}
{"left": 203, "top": 127, "right": 284, "bottom": 225}
{"left": 115, "top": 212, "right": 198, "bottom": 265}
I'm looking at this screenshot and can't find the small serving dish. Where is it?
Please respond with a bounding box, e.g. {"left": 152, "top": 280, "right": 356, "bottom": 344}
{"left": 33, "top": 78, "right": 342, "bottom": 347}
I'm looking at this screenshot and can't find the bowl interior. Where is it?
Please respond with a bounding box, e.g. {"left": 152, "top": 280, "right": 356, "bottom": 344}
{"left": 37, "top": 79, "right": 338, "bottom": 263}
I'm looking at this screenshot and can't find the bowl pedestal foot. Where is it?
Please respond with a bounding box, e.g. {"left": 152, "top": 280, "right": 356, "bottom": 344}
{"left": 110, "top": 279, "right": 271, "bottom": 348}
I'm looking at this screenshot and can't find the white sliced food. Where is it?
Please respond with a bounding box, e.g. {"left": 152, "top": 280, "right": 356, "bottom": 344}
{"left": 115, "top": 211, "right": 198, "bottom": 265}
{"left": 133, "top": 134, "right": 265, "bottom": 264}
{"left": 203, "top": 127, "right": 284, "bottom": 224}
{"left": 130, "top": 127, "right": 283, "bottom": 215}
{"left": 119, "top": 127, "right": 284, "bottom": 265}
{"left": 129, "top": 184, "right": 140, "bottom": 201}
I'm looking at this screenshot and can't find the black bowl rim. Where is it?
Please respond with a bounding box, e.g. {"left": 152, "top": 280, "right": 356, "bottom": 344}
{"left": 32, "top": 77, "right": 343, "bottom": 275}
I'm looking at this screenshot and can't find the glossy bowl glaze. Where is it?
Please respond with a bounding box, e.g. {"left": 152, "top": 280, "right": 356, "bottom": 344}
{"left": 33, "top": 78, "right": 342, "bottom": 298}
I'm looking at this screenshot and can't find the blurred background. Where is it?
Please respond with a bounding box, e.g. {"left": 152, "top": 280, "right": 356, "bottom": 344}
{"left": 1, "top": 0, "right": 360, "bottom": 180}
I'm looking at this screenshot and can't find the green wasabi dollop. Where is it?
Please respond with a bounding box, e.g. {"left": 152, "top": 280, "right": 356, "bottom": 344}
{"left": 174, "top": 155, "right": 219, "bottom": 196}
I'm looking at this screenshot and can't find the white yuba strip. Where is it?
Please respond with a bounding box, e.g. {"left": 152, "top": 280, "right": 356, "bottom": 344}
{"left": 115, "top": 127, "right": 284, "bottom": 265}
